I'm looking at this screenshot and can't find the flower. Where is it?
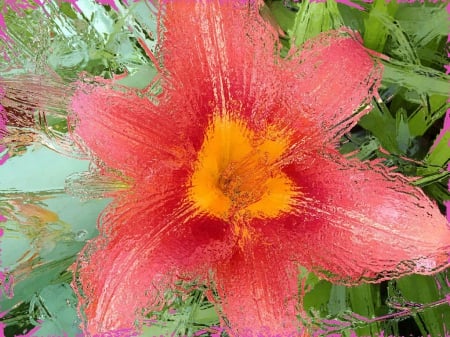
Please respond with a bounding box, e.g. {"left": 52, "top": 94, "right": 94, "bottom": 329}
{"left": 70, "top": 1, "right": 450, "bottom": 336}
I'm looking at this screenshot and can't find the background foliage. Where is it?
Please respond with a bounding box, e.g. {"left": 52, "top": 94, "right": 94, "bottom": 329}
{"left": 0, "top": 0, "right": 448, "bottom": 336}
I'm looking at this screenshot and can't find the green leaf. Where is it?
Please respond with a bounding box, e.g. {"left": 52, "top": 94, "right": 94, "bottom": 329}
{"left": 408, "top": 95, "right": 447, "bottom": 137}
{"left": 116, "top": 63, "right": 157, "bottom": 89}
{"left": 289, "top": 0, "right": 344, "bottom": 46}
{"left": 266, "top": 1, "right": 296, "bottom": 34}
{"left": 363, "top": 0, "right": 399, "bottom": 52}
{"left": 382, "top": 60, "right": 449, "bottom": 97}
{"left": 348, "top": 284, "right": 382, "bottom": 336}
{"left": 424, "top": 128, "right": 450, "bottom": 168}
{"left": 359, "top": 102, "right": 399, "bottom": 154}
{"left": 394, "top": 274, "right": 450, "bottom": 337}
{"left": 395, "top": 5, "right": 447, "bottom": 48}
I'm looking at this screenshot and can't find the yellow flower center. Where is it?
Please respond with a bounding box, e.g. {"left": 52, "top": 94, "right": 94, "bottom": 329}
{"left": 189, "top": 116, "right": 298, "bottom": 223}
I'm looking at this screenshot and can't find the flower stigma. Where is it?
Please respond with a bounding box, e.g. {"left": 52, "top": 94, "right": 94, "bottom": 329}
{"left": 189, "top": 115, "right": 299, "bottom": 229}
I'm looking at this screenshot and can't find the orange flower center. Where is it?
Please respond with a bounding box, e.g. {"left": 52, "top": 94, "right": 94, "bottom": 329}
{"left": 189, "top": 116, "right": 298, "bottom": 223}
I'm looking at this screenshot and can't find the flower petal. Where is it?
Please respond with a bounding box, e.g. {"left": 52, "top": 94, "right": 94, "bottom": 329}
{"left": 75, "top": 184, "right": 234, "bottom": 334}
{"left": 293, "top": 30, "right": 383, "bottom": 140}
{"left": 211, "top": 241, "right": 302, "bottom": 337}
{"left": 161, "top": 1, "right": 269, "bottom": 103}
{"left": 70, "top": 84, "right": 192, "bottom": 177}
{"left": 159, "top": 3, "right": 380, "bottom": 144}
{"left": 270, "top": 153, "right": 450, "bottom": 283}
{"left": 160, "top": 1, "right": 308, "bottom": 129}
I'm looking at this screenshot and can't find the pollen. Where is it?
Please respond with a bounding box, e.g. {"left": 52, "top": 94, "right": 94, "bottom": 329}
{"left": 189, "top": 115, "right": 298, "bottom": 222}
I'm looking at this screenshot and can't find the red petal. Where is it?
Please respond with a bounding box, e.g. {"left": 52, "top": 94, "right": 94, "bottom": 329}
{"left": 293, "top": 30, "right": 383, "bottom": 140}
{"left": 262, "top": 153, "right": 450, "bottom": 283}
{"left": 72, "top": 2, "right": 292, "bottom": 171}
{"left": 70, "top": 84, "right": 192, "bottom": 177}
{"left": 160, "top": 1, "right": 305, "bottom": 129}
{"left": 75, "top": 181, "right": 235, "bottom": 334}
{"left": 211, "top": 242, "right": 302, "bottom": 337}
{"left": 159, "top": 4, "right": 381, "bottom": 145}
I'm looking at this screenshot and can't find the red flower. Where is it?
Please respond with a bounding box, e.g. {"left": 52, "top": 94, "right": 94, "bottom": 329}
{"left": 70, "top": 1, "right": 450, "bottom": 336}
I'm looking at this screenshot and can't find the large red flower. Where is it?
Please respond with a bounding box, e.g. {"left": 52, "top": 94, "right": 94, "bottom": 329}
{"left": 70, "top": 1, "right": 450, "bottom": 336}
